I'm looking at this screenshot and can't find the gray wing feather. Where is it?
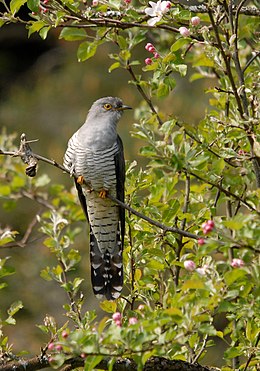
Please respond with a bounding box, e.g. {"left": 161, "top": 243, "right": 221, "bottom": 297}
{"left": 114, "top": 135, "right": 125, "bottom": 245}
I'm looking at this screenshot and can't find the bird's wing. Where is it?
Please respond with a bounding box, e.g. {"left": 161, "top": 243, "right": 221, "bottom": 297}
{"left": 63, "top": 133, "right": 78, "bottom": 173}
{"left": 74, "top": 179, "right": 89, "bottom": 222}
{"left": 114, "top": 135, "right": 125, "bottom": 246}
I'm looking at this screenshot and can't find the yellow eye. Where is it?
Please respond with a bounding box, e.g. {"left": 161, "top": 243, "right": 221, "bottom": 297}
{"left": 103, "top": 103, "right": 112, "bottom": 110}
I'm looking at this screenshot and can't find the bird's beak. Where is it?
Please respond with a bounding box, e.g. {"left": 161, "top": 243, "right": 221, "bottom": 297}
{"left": 116, "top": 104, "right": 132, "bottom": 111}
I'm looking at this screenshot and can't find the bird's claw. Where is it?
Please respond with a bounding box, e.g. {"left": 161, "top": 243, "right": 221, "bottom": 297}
{"left": 99, "top": 189, "right": 108, "bottom": 199}
{"left": 77, "top": 175, "right": 84, "bottom": 184}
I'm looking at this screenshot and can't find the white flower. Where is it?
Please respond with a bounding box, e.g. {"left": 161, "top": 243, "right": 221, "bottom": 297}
{"left": 145, "top": 0, "right": 171, "bottom": 26}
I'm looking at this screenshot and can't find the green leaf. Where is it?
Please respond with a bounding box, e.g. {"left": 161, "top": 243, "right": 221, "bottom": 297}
{"left": 40, "top": 267, "right": 52, "bottom": 281}
{"left": 27, "top": 20, "right": 46, "bottom": 37}
{"left": 222, "top": 216, "right": 245, "bottom": 230}
{"left": 34, "top": 174, "right": 50, "bottom": 187}
{"left": 119, "top": 49, "right": 131, "bottom": 61}
{"left": 156, "top": 82, "right": 169, "bottom": 98}
{"left": 224, "top": 268, "right": 247, "bottom": 286}
{"left": 0, "top": 185, "right": 11, "bottom": 196}
{"left": 84, "top": 355, "right": 103, "bottom": 371}
{"left": 27, "top": 0, "right": 40, "bottom": 12}
{"left": 174, "top": 64, "right": 187, "bottom": 77}
{"left": 99, "top": 300, "right": 117, "bottom": 313}
{"left": 0, "top": 265, "right": 15, "bottom": 278}
{"left": 10, "top": 0, "right": 27, "bottom": 14}
{"left": 7, "top": 300, "right": 23, "bottom": 317}
{"left": 170, "top": 38, "right": 190, "bottom": 52}
{"left": 147, "top": 259, "right": 165, "bottom": 270}
{"left": 77, "top": 41, "right": 98, "bottom": 62}
{"left": 182, "top": 279, "right": 206, "bottom": 291}
{"left": 59, "top": 28, "right": 87, "bottom": 41}
{"left": 108, "top": 62, "right": 121, "bottom": 73}
{"left": 39, "top": 26, "right": 51, "bottom": 40}
{"left": 224, "top": 346, "right": 242, "bottom": 359}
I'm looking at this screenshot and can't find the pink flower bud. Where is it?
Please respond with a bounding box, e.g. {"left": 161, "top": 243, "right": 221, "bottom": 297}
{"left": 191, "top": 16, "right": 201, "bottom": 26}
{"left": 197, "top": 238, "right": 205, "bottom": 245}
{"left": 62, "top": 330, "right": 68, "bottom": 338}
{"left": 184, "top": 260, "right": 196, "bottom": 271}
{"left": 145, "top": 43, "right": 154, "bottom": 51}
{"left": 145, "top": 58, "right": 153, "bottom": 65}
{"left": 129, "top": 317, "right": 138, "bottom": 325}
{"left": 231, "top": 258, "right": 245, "bottom": 268}
{"left": 48, "top": 342, "right": 55, "bottom": 351}
{"left": 165, "top": 1, "right": 171, "bottom": 9}
{"left": 207, "top": 220, "right": 215, "bottom": 228}
{"left": 124, "top": 0, "right": 131, "bottom": 3}
{"left": 179, "top": 27, "right": 190, "bottom": 37}
{"left": 81, "top": 353, "right": 87, "bottom": 358}
{"left": 112, "top": 312, "right": 122, "bottom": 321}
{"left": 115, "top": 320, "right": 122, "bottom": 327}
{"left": 153, "top": 52, "right": 160, "bottom": 58}
{"left": 55, "top": 344, "right": 63, "bottom": 351}
{"left": 203, "top": 225, "right": 212, "bottom": 234}
{"left": 92, "top": 0, "right": 99, "bottom": 6}
{"left": 148, "top": 45, "right": 156, "bottom": 53}
{"left": 202, "top": 220, "right": 214, "bottom": 234}
{"left": 137, "top": 304, "right": 145, "bottom": 311}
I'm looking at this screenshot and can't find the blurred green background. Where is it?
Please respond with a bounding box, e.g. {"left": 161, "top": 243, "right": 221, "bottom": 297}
{"left": 0, "top": 9, "right": 223, "bottom": 365}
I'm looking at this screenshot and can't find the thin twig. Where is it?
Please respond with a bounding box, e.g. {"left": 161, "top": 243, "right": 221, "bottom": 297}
{"left": 126, "top": 64, "right": 163, "bottom": 126}
{"left": 1, "top": 215, "right": 39, "bottom": 249}
{"left": 242, "top": 51, "right": 260, "bottom": 73}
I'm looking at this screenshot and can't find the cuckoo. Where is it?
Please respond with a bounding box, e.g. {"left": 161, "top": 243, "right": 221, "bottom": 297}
{"left": 63, "top": 97, "right": 131, "bottom": 300}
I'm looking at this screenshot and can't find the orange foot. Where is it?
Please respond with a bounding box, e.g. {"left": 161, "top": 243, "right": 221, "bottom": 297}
{"left": 77, "top": 175, "right": 84, "bottom": 184}
{"left": 99, "top": 189, "right": 108, "bottom": 199}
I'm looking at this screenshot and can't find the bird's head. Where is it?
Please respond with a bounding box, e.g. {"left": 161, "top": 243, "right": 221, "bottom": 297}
{"left": 87, "top": 97, "right": 132, "bottom": 124}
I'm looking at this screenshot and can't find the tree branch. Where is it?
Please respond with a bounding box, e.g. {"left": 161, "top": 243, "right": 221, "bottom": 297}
{"left": 0, "top": 135, "right": 199, "bottom": 240}
{"left": 0, "top": 355, "right": 218, "bottom": 371}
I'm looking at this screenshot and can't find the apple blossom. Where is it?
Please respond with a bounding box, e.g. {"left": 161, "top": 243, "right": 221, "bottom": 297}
{"left": 179, "top": 27, "right": 190, "bottom": 37}
{"left": 112, "top": 312, "right": 122, "bottom": 321}
{"left": 196, "top": 267, "right": 206, "bottom": 276}
{"left": 145, "top": 1, "right": 171, "bottom": 26}
{"left": 231, "top": 258, "right": 245, "bottom": 268}
{"left": 184, "top": 260, "right": 196, "bottom": 271}
{"left": 153, "top": 52, "right": 160, "bottom": 58}
{"left": 191, "top": 16, "right": 201, "bottom": 26}
{"left": 129, "top": 317, "right": 138, "bottom": 325}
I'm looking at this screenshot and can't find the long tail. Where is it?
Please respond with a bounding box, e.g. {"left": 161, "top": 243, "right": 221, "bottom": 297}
{"left": 90, "top": 227, "right": 123, "bottom": 300}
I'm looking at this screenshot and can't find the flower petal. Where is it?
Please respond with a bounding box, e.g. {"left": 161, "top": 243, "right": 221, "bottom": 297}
{"left": 147, "top": 16, "right": 161, "bottom": 26}
{"left": 145, "top": 8, "right": 156, "bottom": 16}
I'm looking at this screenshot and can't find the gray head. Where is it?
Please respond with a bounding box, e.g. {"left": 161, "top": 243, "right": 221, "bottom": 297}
{"left": 87, "top": 97, "right": 132, "bottom": 124}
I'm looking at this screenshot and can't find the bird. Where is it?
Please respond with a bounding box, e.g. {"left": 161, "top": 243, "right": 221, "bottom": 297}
{"left": 63, "top": 97, "right": 131, "bottom": 300}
